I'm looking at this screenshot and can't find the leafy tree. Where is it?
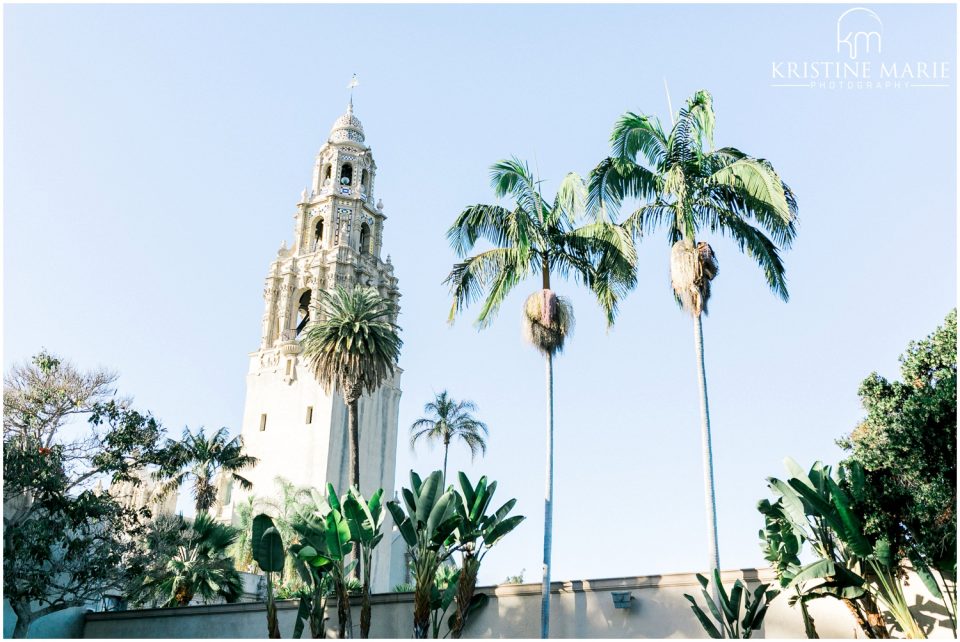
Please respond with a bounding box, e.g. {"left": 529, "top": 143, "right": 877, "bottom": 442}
{"left": 838, "top": 309, "right": 957, "bottom": 633}
{"left": 503, "top": 569, "right": 526, "bottom": 585}
{"left": 3, "top": 350, "right": 118, "bottom": 445}
{"left": 3, "top": 352, "right": 170, "bottom": 638}
{"left": 838, "top": 310, "right": 956, "bottom": 576}
{"left": 589, "top": 90, "right": 798, "bottom": 587}
{"left": 154, "top": 426, "right": 258, "bottom": 514}
{"left": 128, "top": 513, "right": 243, "bottom": 608}
{"left": 445, "top": 160, "right": 636, "bottom": 637}
{"left": 410, "top": 391, "right": 489, "bottom": 486}
{"left": 301, "top": 285, "right": 403, "bottom": 492}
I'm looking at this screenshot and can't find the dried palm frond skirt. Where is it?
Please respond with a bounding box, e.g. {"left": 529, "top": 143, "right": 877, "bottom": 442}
{"left": 670, "top": 240, "right": 718, "bottom": 316}
{"left": 523, "top": 289, "right": 575, "bottom": 355}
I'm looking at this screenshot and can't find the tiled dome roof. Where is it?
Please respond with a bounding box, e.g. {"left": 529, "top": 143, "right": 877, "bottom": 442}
{"left": 329, "top": 102, "right": 365, "bottom": 144}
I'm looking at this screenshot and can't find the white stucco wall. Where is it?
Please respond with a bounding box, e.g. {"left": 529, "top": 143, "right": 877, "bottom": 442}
{"left": 82, "top": 568, "right": 955, "bottom": 639}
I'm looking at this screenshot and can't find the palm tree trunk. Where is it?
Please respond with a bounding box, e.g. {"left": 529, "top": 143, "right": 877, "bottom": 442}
{"left": 348, "top": 395, "right": 362, "bottom": 577}
{"left": 692, "top": 313, "right": 721, "bottom": 603}
{"left": 348, "top": 397, "right": 360, "bottom": 489}
{"left": 541, "top": 350, "right": 555, "bottom": 639}
{"left": 442, "top": 439, "right": 450, "bottom": 488}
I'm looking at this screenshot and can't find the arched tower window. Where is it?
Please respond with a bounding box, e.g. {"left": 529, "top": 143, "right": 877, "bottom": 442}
{"left": 313, "top": 219, "right": 324, "bottom": 250}
{"left": 296, "top": 291, "right": 312, "bottom": 336}
{"left": 340, "top": 163, "right": 353, "bottom": 186}
{"left": 361, "top": 169, "right": 370, "bottom": 194}
{"left": 322, "top": 165, "right": 332, "bottom": 187}
{"left": 359, "top": 223, "right": 371, "bottom": 254}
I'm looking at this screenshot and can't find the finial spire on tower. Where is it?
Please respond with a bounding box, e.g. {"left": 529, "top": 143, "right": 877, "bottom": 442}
{"left": 347, "top": 73, "right": 359, "bottom": 110}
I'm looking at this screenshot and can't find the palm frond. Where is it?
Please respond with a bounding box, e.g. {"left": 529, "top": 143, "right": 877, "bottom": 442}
{"left": 708, "top": 157, "right": 793, "bottom": 223}
{"left": 706, "top": 207, "right": 790, "bottom": 301}
{"left": 622, "top": 202, "right": 681, "bottom": 244}
{"left": 587, "top": 156, "right": 659, "bottom": 216}
{"left": 610, "top": 111, "right": 668, "bottom": 168}
{"left": 300, "top": 286, "right": 402, "bottom": 401}
{"left": 490, "top": 157, "right": 543, "bottom": 217}
{"left": 446, "top": 203, "right": 518, "bottom": 257}
{"left": 444, "top": 247, "right": 531, "bottom": 327}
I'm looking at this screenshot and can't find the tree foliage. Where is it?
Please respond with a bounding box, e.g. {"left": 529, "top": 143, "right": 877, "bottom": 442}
{"left": 410, "top": 391, "right": 489, "bottom": 485}
{"left": 838, "top": 309, "right": 957, "bottom": 577}
{"left": 127, "top": 513, "right": 243, "bottom": 608}
{"left": 301, "top": 285, "right": 403, "bottom": 405}
{"left": 3, "top": 352, "right": 171, "bottom": 638}
{"left": 445, "top": 158, "right": 636, "bottom": 328}
{"left": 154, "top": 426, "right": 258, "bottom": 514}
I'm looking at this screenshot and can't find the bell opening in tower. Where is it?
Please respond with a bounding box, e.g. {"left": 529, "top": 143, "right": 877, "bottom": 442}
{"left": 296, "top": 290, "right": 311, "bottom": 335}
{"left": 340, "top": 163, "right": 353, "bottom": 185}
{"left": 314, "top": 219, "right": 324, "bottom": 250}
{"left": 359, "top": 222, "right": 371, "bottom": 254}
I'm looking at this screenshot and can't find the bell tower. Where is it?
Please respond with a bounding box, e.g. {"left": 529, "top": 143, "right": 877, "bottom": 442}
{"left": 227, "top": 101, "right": 402, "bottom": 591}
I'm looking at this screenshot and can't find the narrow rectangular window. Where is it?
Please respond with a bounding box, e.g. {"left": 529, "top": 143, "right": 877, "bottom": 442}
{"left": 305, "top": 406, "right": 314, "bottom": 424}
{"left": 260, "top": 414, "right": 267, "bottom": 432}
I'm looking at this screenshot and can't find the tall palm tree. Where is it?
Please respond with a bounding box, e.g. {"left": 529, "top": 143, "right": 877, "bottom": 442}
{"left": 445, "top": 158, "right": 636, "bottom": 638}
{"left": 155, "top": 427, "right": 259, "bottom": 513}
{"left": 301, "top": 285, "right": 403, "bottom": 492}
{"left": 410, "top": 391, "right": 489, "bottom": 487}
{"left": 589, "top": 90, "right": 798, "bottom": 592}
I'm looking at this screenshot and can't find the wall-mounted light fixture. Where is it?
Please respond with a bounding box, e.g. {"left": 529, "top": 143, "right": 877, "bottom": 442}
{"left": 611, "top": 591, "right": 634, "bottom": 609}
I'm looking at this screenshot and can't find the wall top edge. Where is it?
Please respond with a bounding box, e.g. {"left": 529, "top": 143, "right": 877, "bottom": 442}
{"left": 86, "top": 568, "right": 776, "bottom": 621}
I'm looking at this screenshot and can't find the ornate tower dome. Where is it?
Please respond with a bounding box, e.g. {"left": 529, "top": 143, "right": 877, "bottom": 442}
{"left": 329, "top": 101, "right": 365, "bottom": 145}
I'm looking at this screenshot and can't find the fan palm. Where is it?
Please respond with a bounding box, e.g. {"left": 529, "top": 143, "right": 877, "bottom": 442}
{"left": 410, "top": 391, "right": 489, "bottom": 487}
{"left": 155, "top": 427, "right": 258, "bottom": 513}
{"left": 445, "top": 158, "right": 636, "bottom": 638}
{"left": 589, "top": 89, "right": 798, "bottom": 590}
{"left": 130, "top": 513, "right": 243, "bottom": 608}
{"left": 301, "top": 285, "right": 402, "bottom": 492}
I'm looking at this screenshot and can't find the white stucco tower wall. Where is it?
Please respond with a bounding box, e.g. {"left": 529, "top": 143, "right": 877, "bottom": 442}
{"left": 225, "top": 102, "right": 403, "bottom": 593}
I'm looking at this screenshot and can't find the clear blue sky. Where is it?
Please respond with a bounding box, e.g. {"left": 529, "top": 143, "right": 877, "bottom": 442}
{"left": 4, "top": 4, "right": 956, "bottom": 586}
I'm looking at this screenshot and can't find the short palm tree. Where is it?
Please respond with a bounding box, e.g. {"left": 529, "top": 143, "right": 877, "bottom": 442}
{"left": 131, "top": 513, "right": 243, "bottom": 608}
{"left": 228, "top": 495, "right": 258, "bottom": 572}
{"left": 301, "top": 285, "right": 403, "bottom": 492}
{"left": 589, "top": 90, "right": 798, "bottom": 588}
{"left": 445, "top": 158, "right": 636, "bottom": 638}
{"left": 261, "top": 476, "right": 314, "bottom": 583}
{"left": 410, "top": 391, "right": 488, "bottom": 487}
{"left": 155, "top": 427, "right": 258, "bottom": 514}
